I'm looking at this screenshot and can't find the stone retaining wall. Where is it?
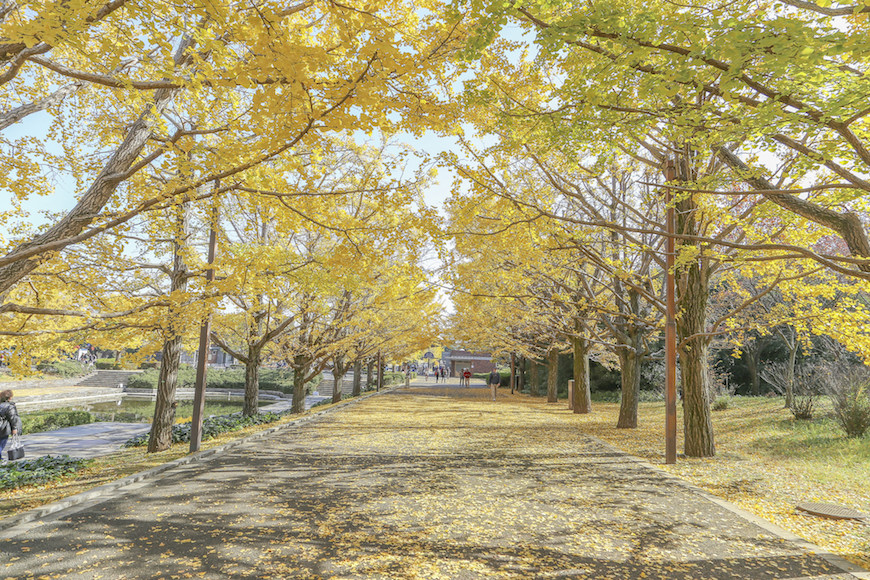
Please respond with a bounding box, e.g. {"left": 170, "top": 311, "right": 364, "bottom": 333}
{"left": 0, "top": 372, "right": 96, "bottom": 390}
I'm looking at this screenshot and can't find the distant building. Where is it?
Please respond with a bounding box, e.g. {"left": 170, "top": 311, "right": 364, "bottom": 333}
{"left": 441, "top": 348, "right": 495, "bottom": 377}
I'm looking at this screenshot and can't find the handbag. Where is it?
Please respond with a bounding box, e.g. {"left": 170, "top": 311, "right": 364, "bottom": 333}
{"left": 7, "top": 434, "right": 24, "bottom": 461}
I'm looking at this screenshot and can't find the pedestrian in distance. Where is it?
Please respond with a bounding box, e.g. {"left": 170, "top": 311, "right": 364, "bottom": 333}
{"left": 462, "top": 368, "right": 471, "bottom": 388}
{"left": 0, "top": 389, "right": 22, "bottom": 458}
{"left": 488, "top": 369, "right": 501, "bottom": 401}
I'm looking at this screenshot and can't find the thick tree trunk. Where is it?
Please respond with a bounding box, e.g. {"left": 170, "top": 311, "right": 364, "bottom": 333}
{"left": 529, "top": 360, "right": 539, "bottom": 397}
{"left": 366, "top": 359, "right": 375, "bottom": 390}
{"left": 678, "top": 263, "right": 716, "bottom": 457}
{"left": 745, "top": 343, "right": 761, "bottom": 396}
{"left": 572, "top": 335, "right": 592, "bottom": 414}
{"left": 147, "top": 203, "right": 189, "bottom": 453}
{"left": 376, "top": 351, "right": 383, "bottom": 391}
{"left": 352, "top": 359, "right": 362, "bottom": 396}
{"left": 616, "top": 347, "right": 641, "bottom": 428}
{"left": 332, "top": 356, "right": 346, "bottom": 404}
{"left": 148, "top": 334, "right": 183, "bottom": 452}
{"left": 518, "top": 357, "right": 526, "bottom": 392}
{"left": 546, "top": 348, "right": 558, "bottom": 403}
{"left": 243, "top": 348, "right": 260, "bottom": 416}
{"left": 674, "top": 167, "right": 716, "bottom": 458}
{"left": 291, "top": 355, "right": 309, "bottom": 414}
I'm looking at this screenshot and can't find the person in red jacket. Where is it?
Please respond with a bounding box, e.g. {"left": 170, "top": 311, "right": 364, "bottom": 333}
{"left": 462, "top": 368, "right": 471, "bottom": 388}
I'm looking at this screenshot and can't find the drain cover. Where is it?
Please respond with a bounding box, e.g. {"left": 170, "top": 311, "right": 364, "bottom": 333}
{"left": 796, "top": 502, "right": 868, "bottom": 521}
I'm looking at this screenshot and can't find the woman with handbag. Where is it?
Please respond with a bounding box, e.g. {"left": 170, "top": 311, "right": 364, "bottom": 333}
{"left": 0, "top": 390, "right": 22, "bottom": 459}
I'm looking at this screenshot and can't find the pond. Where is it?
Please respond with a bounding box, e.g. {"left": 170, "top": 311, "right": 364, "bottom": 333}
{"left": 86, "top": 399, "right": 271, "bottom": 423}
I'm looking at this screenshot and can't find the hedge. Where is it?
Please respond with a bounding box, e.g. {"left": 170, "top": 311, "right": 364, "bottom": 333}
{"left": 22, "top": 410, "right": 93, "bottom": 434}
{"left": 126, "top": 366, "right": 322, "bottom": 395}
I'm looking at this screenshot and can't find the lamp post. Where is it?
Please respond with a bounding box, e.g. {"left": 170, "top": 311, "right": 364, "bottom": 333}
{"left": 190, "top": 184, "right": 219, "bottom": 454}
{"left": 664, "top": 160, "right": 678, "bottom": 465}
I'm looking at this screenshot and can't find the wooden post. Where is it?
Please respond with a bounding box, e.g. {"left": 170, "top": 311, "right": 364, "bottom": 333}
{"left": 664, "top": 160, "right": 678, "bottom": 465}
{"left": 190, "top": 191, "right": 219, "bottom": 454}
{"left": 568, "top": 379, "right": 574, "bottom": 410}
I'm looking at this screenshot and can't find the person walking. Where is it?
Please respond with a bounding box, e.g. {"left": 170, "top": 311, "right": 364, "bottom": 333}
{"left": 0, "top": 389, "right": 22, "bottom": 458}
{"left": 462, "top": 368, "right": 471, "bottom": 388}
{"left": 487, "top": 369, "right": 501, "bottom": 401}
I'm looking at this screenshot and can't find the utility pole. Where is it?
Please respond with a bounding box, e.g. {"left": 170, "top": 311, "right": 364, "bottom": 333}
{"left": 664, "top": 160, "right": 678, "bottom": 465}
{"left": 190, "top": 185, "right": 219, "bottom": 453}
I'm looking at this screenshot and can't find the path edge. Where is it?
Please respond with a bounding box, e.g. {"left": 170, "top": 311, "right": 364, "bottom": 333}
{"left": 585, "top": 433, "right": 870, "bottom": 580}
{"left": 0, "top": 386, "right": 397, "bottom": 533}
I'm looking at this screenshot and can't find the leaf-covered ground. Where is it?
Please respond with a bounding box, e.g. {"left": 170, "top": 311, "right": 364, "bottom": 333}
{"left": 541, "top": 394, "right": 870, "bottom": 571}
{"left": 0, "top": 384, "right": 859, "bottom": 579}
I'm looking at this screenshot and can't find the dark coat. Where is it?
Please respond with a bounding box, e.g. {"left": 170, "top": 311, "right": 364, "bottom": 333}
{"left": 488, "top": 371, "right": 501, "bottom": 386}
{"left": 0, "top": 401, "right": 22, "bottom": 438}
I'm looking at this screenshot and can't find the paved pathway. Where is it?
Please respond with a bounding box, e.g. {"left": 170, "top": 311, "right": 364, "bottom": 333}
{"left": 15, "top": 396, "right": 330, "bottom": 460}
{"left": 0, "top": 381, "right": 864, "bottom": 579}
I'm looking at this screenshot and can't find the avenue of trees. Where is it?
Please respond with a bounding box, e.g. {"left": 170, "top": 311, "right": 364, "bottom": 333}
{"left": 444, "top": 0, "right": 870, "bottom": 456}
{"left": 1, "top": 0, "right": 869, "bottom": 456}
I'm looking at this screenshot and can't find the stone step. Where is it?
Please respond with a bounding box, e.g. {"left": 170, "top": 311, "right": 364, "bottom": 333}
{"left": 74, "top": 370, "right": 142, "bottom": 388}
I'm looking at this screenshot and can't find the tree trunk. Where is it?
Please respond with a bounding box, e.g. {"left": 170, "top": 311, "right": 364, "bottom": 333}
{"left": 291, "top": 354, "right": 309, "bottom": 414}
{"left": 785, "top": 335, "right": 798, "bottom": 409}
{"left": 529, "top": 360, "right": 539, "bottom": 397}
{"left": 674, "top": 166, "right": 716, "bottom": 458}
{"left": 243, "top": 347, "right": 260, "bottom": 416}
{"left": 572, "top": 334, "right": 592, "bottom": 414}
{"left": 678, "top": 262, "right": 715, "bottom": 457}
{"left": 332, "top": 356, "right": 346, "bottom": 404}
{"left": 148, "top": 334, "right": 183, "bottom": 452}
{"left": 376, "top": 351, "right": 383, "bottom": 391}
{"left": 518, "top": 357, "right": 526, "bottom": 392}
{"left": 546, "top": 348, "right": 558, "bottom": 403}
{"left": 147, "top": 202, "right": 189, "bottom": 453}
{"left": 616, "top": 347, "right": 641, "bottom": 428}
{"left": 352, "top": 359, "right": 362, "bottom": 396}
{"left": 366, "top": 358, "right": 375, "bottom": 390}
{"left": 745, "top": 342, "right": 761, "bottom": 396}
{"left": 510, "top": 353, "right": 517, "bottom": 394}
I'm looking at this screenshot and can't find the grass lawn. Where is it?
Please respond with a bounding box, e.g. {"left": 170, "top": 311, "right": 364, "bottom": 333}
{"left": 515, "top": 393, "right": 870, "bottom": 571}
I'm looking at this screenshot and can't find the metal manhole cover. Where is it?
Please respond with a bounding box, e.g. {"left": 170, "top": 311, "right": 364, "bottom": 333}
{"left": 796, "top": 502, "right": 868, "bottom": 521}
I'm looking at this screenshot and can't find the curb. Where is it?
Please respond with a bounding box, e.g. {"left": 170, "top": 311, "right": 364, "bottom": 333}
{"left": 585, "top": 434, "right": 870, "bottom": 580}
{"left": 0, "top": 385, "right": 398, "bottom": 538}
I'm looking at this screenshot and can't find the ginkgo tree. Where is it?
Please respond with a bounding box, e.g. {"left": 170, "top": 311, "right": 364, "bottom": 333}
{"left": 0, "top": 0, "right": 468, "bottom": 298}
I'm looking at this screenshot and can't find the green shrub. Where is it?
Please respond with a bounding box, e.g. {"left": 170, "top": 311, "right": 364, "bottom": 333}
{"left": 712, "top": 396, "right": 730, "bottom": 411}
{"left": 591, "top": 391, "right": 621, "bottom": 403}
{"left": 829, "top": 379, "right": 870, "bottom": 438}
{"left": 95, "top": 358, "right": 121, "bottom": 370}
{"left": 123, "top": 411, "right": 285, "bottom": 447}
{"left": 22, "top": 410, "right": 93, "bottom": 434}
{"left": 35, "top": 361, "right": 88, "bottom": 378}
{"left": 0, "top": 455, "right": 89, "bottom": 490}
